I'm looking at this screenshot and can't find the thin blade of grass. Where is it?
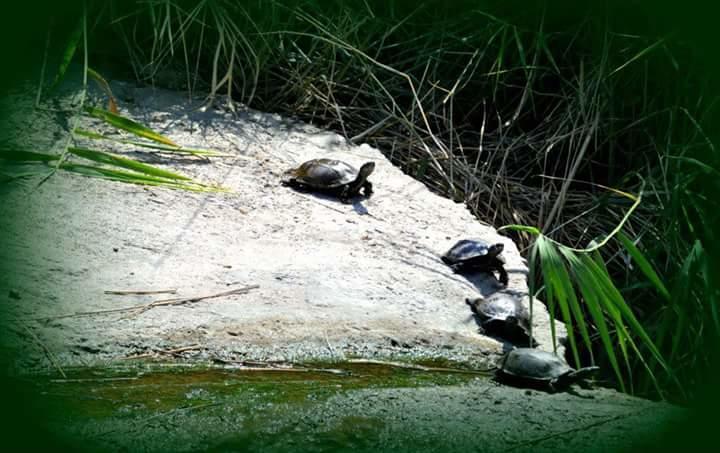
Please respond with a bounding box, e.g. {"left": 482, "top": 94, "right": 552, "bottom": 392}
{"left": 60, "top": 163, "right": 225, "bottom": 193}
{"left": 609, "top": 39, "right": 664, "bottom": 77}
{"left": 67, "top": 147, "right": 191, "bottom": 181}
{"left": 73, "top": 129, "right": 227, "bottom": 157}
{"left": 555, "top": 247, "right": 595, "bottom": 363}
{"left": 536, "top": 236, "right": 578, "bottom": 360}
{"left": 579, "top": 252, "right": 630, "bottom": 392}
{"left": 87, "top": 67, "right": 119, "bottom": 113}
{"left": 666, "top": 241, "right": 702, "bottom": 360}
{"left": 84, "top": 106, "right": 179, "bottom": 147}
{"left": 617, "top": 231, "right": 670, "bottom": 301}
{"left": 49, "top": 18, "right": 83, "bottom": 90}
{"left": 0, "top": 150, "right": 61, "bottom": 163}
{"left": 584, "top": 256, "right": 669, "bottom": 373}
{"left": 572, "top": 257, "right": 627, "bottom": 392}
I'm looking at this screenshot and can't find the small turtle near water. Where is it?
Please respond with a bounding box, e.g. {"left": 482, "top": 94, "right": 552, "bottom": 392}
{"left": 466, "top": 293, "right": 536, "bottom": 346}
{"left": 281, "top": 158, "right": 375, "bottom": 203}
{"left": 497, "top": 348, "right": 599, "bottom": 392}
{"left": 441, "top": 239, "right": 508, "bottom": 286}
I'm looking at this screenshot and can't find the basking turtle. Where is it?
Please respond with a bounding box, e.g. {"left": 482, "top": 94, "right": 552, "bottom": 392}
{"left": 441, "top": 239, "right": 508, "bottom": 285}
{"left": 466, "top": 293, "right": 535, "bottom": 346}
{"left": 497, "top": 348, "right": 599, "bottom": 392}
{"left": 281, "top": 158, "right": 375, "bottom": 203}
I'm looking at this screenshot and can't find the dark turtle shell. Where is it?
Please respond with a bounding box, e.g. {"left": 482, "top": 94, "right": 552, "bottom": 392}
{"left": 497, "top": 348, "right": 599, "bottom": 391}
{"left": 282, "top": 158, "right": 375, "bottom": 202}
{"left": 466, "top": 293, "right": 535, "bottom": 346}
{"left": 441, "top": 239, "right": 508, "bottom": 285}
{"left": 442, "top": 239, "right": 504, "bottom": 264}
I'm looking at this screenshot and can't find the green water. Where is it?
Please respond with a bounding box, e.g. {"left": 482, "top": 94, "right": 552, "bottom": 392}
{"left": 22, "top": 361, "right": 482, "bottom": 451}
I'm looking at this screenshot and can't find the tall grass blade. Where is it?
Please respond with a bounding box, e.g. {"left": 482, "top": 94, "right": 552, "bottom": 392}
{"left": 87, "top": 68, "right": 119, "bottom": 113}
{"left": 0, "top": 150, "right": 61, "bottom": 163}
{"left": 84, "top": 106, "right": 179, "bottom": 147}
{"left": 73, "top": 129, "right": 226, "bottom": 156}
{"left": 67, "top": 147, "right": 191, "bottom": 181}
{"left": 617, "top": 231, "right": 671, "bottom": 301}
{"left": 49, "top": 18, "right": 83, "bottom": 90}
{"left": 60, "top": 163, "right": 224, "bottom": 192}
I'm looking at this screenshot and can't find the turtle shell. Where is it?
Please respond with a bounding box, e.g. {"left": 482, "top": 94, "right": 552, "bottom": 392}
{"left": 466, "top": 293, "right": 534, "bottom": 346}
{"left": 497, "top": 348, "right": 600, "bottom": 391}
{"left": 441, "top": 239, "right": 505, "bottom": 266}
{"left": 500, "top": 348, "right": 573, "bottom": 383}
{"left": 285, "top": 158, "right": 360, "bottom": 189}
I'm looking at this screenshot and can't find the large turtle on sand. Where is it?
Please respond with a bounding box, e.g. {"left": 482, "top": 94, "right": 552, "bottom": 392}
{"left": 441, "top": 239, "right": 508, "bottom": 285}
{"left": 466, "top": 293, "right": 536, "bottom": 346}
{"left": 497, "top": 348, "right": 599, "bottom": 392}
{"left": 281, "top": 158, "right": 375, "bottom": 203}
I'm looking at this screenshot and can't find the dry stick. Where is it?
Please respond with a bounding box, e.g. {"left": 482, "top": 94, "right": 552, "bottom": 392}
{"left": 347, "top": 358, "right": 493, "bottom": 375}
{"left": 104, "top": 289, "right": 178, "bottom": 296}
{"left": 210, "top": 356, "right": 348, "bottom": 375}
{"left": 218, "top": 363, "right": 349, "bottom": 376}
{"left": 21, "top": 323, "right": 67, "bottom": 379}
{"left": 129, "top": 284, "right": 260, "bottom": 316}
{"left": 121, "top": 344, "right": 203, "bottom": 360}
{"left": 32, "top": 285, "right": 259, "bottom": 321}
{"left": 502, "top": 409, "right": 649, "bottom": 452}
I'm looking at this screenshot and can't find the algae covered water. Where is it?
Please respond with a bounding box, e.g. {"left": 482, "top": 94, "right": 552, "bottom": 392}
{"left": 5, "top": 361, "right": 683, "bottom": 452}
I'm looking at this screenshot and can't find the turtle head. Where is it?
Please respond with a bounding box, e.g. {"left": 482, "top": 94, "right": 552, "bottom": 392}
{"left": 358, "top": 162, "right": 376, "bottom": 179}
{"left": 280, "top": 167, "right": 296, "bottom": 185}
{"left": 347, "top": 161, "right": 375, "bottom": 199}
{"left": 489, "top": 243, "right": 504, "bottom": 255}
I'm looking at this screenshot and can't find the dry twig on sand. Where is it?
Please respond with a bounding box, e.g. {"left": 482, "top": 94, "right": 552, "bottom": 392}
{"left": 104, "top": 289, "right": 178, "bottom": 295}
{"left": 21, "top": 323, "right": 67, "bottom": 378}
{"left": 32, "top": 284, "right": 260, "bottom": 321}
{"left": 121, "top": 344, "right": 203, "bottom": 360}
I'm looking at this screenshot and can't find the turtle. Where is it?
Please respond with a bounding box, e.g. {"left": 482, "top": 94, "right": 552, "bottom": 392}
{"left": 441, "top": 239, "right": 508, "bottom": 285}
{"left": 281, "top": 158, "right": 375, "bottom": 203}
{"left": 466, "top": 293, "right": 536, "bottom": 346}
{"left": 496, "top": 348, "right": 599, "bottom": 392}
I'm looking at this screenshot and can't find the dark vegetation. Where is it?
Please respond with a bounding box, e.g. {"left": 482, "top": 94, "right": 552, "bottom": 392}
{"left": 2, "top": 0, "right": 718, "bottom": 404}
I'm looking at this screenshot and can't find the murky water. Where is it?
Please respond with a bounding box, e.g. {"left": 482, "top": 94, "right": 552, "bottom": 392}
{"left": 6, "top": 360, "right": 683, "bottom": 452}
{"left": 28, "top": 361, "right": 481, "bottom": 451}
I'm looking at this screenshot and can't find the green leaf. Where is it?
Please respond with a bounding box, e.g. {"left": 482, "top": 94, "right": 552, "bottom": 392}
{"left": 84, "top": 106, "right": 179, "bottom": 147}
{"left": 73, "top": 129, "right": 226, "bottom": 156}
{"left": 499, "top": 224, "right": 541, "bottom": 235}
{"left": 49, "top": 18, "right": 84, "bottom": 90}
{"left": 67, "top": 147, "right": 191, "bottom": 181}
{"left": 557, "top": 248, "right": 595, "bottom": 363}
{"left": 617, "top": 231, "right": 670, "bottom": 301}
{"left": 0, "top": 150, "right": 60, "bottom": 163}
{"left": 60, "top": 163, "right": 226, "bottom": 193}
{"left": 572, "top": 255, "right": 627, "bottom": 392}
{"left": 536, "top": 236, "right": 572, "bottom": 355}
{"left": 585, "top": 256, "right": 669, "bottom": 373}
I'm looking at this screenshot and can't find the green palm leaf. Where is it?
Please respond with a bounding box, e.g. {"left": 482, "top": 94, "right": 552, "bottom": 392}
{"left": 84, "top": 106, "right": 179, "bottom": 147}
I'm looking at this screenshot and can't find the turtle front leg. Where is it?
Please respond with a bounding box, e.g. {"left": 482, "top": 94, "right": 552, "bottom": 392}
{"left": 494, "top": 263, "right": 509, "bottom": 286}
{"left": 362, "top": 180, "right": 373, "bottom": 198}
{"left": 339, "top": 186, "right": 353, "bottom": 204}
